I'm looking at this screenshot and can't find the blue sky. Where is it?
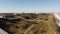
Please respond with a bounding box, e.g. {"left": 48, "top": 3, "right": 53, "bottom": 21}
{"left": 0, "top": 0, "right": 60, "bottom": 13}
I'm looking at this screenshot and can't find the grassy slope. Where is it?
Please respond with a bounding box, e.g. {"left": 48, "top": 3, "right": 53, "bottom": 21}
{"left": 0, "top": 13, "right": 59, "bottom": 34}
{"left": 36, "top": 13, "right": 59, "bottom": 34}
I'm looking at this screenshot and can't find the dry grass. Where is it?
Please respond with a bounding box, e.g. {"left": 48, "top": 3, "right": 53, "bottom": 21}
{"left": 0, "top": 13, "right": 59, "bottom": 34}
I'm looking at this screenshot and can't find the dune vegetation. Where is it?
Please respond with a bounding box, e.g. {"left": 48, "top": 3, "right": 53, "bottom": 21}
{"left": 0, "top": 13, "right": 60, "bottom": 34}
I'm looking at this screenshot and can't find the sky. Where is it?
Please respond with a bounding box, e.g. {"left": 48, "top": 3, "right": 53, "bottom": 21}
{"left": 0, "top": 0, "right": 60, "bottom": 13}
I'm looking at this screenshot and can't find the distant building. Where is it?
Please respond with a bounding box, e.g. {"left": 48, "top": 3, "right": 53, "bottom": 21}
{"left": 0, "top": 13, "right": 4, "bottom": 18}
{"left": 0, "top": 13, "right": 16, "bottom": 18}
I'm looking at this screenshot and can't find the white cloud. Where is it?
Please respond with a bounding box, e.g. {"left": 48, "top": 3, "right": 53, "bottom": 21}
{"left": 0, "top": 8, "right": 60, "bottom": 13}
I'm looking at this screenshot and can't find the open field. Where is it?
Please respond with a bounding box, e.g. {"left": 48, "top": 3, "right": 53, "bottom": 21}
{"left": 0, "top": 13, "right": 60, "bottom": 34}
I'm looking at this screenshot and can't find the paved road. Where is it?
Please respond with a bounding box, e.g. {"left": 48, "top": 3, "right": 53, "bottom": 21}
{"left": 0, "top": 28, "right": 8, "bottom": 34}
